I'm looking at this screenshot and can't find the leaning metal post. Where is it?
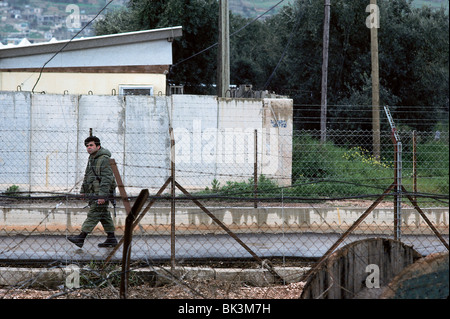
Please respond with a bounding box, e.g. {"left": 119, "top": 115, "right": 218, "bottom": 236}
{"left": 102, "top": 177, "right": 171, "bottom": 267}
{"left": 401, "top": 185, "right": 449, "bottom": 251}
{"left": 301, "top": 182, "right": 396, "bottom": 282}
{"left": 120, "top": 189, "right": 149, "bottom": 299}
{"left": 110, "top": 159, "right": 131, "bottom": 214}
{"left": 174, "top": 181, "right": 285, "bottom": 284}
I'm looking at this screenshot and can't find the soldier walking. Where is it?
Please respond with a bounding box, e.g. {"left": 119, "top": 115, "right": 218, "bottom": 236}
{"left": 67, "top": 136, "right": 118, "bottom": 248}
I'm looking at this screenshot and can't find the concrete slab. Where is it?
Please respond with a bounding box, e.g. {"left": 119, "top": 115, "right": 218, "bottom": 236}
{"left": 1, "top": 206, "right": 448, "bottom": 235}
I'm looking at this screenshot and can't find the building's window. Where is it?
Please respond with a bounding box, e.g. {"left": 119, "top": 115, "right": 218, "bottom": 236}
{"left": 119, "top": 85, "right": 153, "bottom": 96}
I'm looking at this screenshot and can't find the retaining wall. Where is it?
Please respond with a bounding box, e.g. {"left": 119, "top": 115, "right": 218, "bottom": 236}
{"left": 1, "top": 205, "right": 448, "bottom": 235}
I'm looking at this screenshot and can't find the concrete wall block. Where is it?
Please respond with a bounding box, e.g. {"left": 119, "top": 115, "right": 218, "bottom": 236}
{"left": 0, "top": 92, "right": 293, "bottom": 194}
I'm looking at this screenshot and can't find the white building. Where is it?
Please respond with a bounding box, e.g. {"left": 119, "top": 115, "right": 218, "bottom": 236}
{"left": 0, "top": 26, "right": 182, "bottom": 95}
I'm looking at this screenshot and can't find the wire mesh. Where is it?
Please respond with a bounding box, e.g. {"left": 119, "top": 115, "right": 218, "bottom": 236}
{"left": 0, "top": 92, "right": 448, "bottom": 298}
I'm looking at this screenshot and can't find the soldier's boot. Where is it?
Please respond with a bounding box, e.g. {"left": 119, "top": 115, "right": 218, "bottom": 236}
{"left": 98, "top": 232, "right": 118, "bottom": 248}
{"left": 67, "top": 232, "right": 88, "bottom": 248}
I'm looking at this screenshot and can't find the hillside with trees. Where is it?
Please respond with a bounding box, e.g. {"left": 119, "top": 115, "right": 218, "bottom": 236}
{"left": 3, "top": 0, "right": 447, "bottom": 132}
{"left": 94, "top": 0, "right": 448, "bottom": 132}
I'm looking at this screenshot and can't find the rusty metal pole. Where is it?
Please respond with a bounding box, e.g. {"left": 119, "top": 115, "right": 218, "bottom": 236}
{"left": 120, "top": 189, "right": 149, "bottom": 299}
{"left": 402, "top": 185, "right": 449, "bottom": 251}
{"left": 175, "top": 181, "right": 285, "bottom": 284}
{"left": 103, "top": 177, "right": 171, "bottom": 266}
{"left": 110, "top": 159, "right": 131, "bottom": 214}
{"left": 302, "top": 183, "right": 396, "bottom": 282}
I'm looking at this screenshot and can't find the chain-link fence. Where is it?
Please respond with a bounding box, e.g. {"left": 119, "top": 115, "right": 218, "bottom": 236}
{"left": 0, "top": 92, "right": 448, "bottom": 299}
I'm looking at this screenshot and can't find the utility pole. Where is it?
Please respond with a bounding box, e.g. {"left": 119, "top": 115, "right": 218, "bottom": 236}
{"left": 217, "top": 0, "right": 230, "bottom": 97}
{"left": 369, "top": 0, "right": 380, "bottom": 159}
{"left": 320, "top": 0, "right": 331, "bottom": 142}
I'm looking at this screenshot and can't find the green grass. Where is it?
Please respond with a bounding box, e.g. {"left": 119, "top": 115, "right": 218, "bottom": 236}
{"left": 199, "top": 132, "right": 448, "bottom": 205}
{"left": 290, "top": 134, "right": 395, "bottom": 198}
{"left": 291, "top": 133, "right": 449, "bottom": 198}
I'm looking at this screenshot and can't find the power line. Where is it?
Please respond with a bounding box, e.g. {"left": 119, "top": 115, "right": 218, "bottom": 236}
{"left": 31, "top": 0, "right": 115, "bottom": 93}
{"left": 263, "top": 7, "right": 303, "bottom": 90}
{"left": 170, "top": 0, "right": 288, "bottom": 69}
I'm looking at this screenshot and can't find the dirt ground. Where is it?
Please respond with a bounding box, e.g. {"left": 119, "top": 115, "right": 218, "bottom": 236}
{"left": 0, "top": 198, "right": 351, "bottom": 300}
{"left": 0, "top": 280, "right": 305, "bottom": 299}
{"left": 0, "top": 198, "right": 437, "bottom": 300}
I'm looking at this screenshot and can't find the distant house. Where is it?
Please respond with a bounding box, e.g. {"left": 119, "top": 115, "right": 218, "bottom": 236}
{"left": 0, "top": 26, "right": 182, "bottom": 96}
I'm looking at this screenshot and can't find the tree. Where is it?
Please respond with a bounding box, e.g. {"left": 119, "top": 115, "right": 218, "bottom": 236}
{"left": 257, "top": 0, "right": 448, "bottom": 131}
{"left": 162, "top": 0, "right": 219, "bottom": 94}
{"left": 94, "top": 0, "right": 449, "bottom": 130}
{"left": 229, "top": 14, "right": 273, "bottom": 88}
{"left": 378, "top": 2, "right": 449, "bottom": 126}
{"left": 94, "top": 0, "right": 219, "bottom": 94}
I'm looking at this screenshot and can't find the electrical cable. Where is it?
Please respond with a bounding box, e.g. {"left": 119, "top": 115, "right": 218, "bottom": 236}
{"left": 170, "top": 0, "right": 288, "bottom": 69}
{"left": 263, "top": 7, "right": 303, "bottom": 90}
{"left": 31, "top": 0, "right": 115, "bottom": 93}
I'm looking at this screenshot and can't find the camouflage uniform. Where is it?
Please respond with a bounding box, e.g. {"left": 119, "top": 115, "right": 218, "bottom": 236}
{"left": 80, "top": 147, "right": 117, "bottom": 233}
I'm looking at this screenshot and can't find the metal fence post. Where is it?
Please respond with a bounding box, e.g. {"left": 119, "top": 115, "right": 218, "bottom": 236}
{"left": 120, "top": 189, "right": 149, "bottom": 299}
{"left": 384, "top": 105, "right": 402, "bottom": 240}
{"left": 170, "top": 126, "right": 176, "bottom": 270}
{"left": 254, "top": 129, "right": 258, "bottom": 209}
{"left": 395, "top": 139, "right": 402, "bottom": 240}
{"left": 412, "top": 130, "right": 417, "bottom": 202}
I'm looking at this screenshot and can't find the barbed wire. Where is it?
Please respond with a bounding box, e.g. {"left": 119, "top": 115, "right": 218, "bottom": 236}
{"left": 1, "top": 182, "right": 448, "bottom": 203}
{"left": 0, "top": 98, "right": 448, "bottom": 298}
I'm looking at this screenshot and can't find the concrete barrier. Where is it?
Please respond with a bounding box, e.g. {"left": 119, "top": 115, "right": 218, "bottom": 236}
{"left": 1, "top": 204, "right": 448, "bottom": 235}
